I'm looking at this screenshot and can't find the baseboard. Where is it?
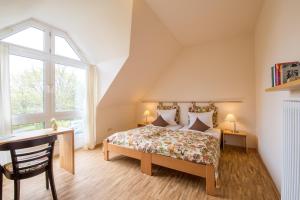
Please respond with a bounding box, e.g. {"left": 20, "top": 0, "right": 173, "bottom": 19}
{"left": 95, "top": 142, "right": 102, "bottom": 148}
{"left": 223, "top": 144, "right": 256, "bottom": 150}
{"left": 256, "top": 151, "right": 281, "bottom": 199}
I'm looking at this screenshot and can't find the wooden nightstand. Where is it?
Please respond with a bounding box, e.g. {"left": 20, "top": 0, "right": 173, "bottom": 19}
{"left": 222, "top": 129, "right": 248, "bottom": 153}
{"left": 137, "top": 123, "right": 147, "bottom": 127}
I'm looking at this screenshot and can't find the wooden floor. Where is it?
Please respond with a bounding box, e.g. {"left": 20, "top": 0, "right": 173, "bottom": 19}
{"left": 2, "top": 146, "right": 279, "bottom": 200}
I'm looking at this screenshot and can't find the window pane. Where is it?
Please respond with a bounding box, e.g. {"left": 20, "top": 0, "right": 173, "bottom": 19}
{"left": 55, "top": 64, "right": 86, "bottom": 112}
{"left": 2, "top": 27, "right": 44, "bottom": 51}
{"left": 55, "top": 36, "right": 80, "bottom": 60}
{"left": 57, "top": 119, "right": 84, "bottom": 135}
{"left": 12, "top": 122, "right": 45, "bottom": 134}
{"left": 10, "top": 55, "right": 44, "bottom": 115}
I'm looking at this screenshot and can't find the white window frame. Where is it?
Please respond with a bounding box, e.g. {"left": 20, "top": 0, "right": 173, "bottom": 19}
{"left": 0, "top": 19, "right": 89, "bottom": 136}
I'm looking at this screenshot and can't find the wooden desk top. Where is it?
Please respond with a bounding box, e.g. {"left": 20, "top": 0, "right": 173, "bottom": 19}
{"left": 223, "top": 129, "right": 247, "bottom": 137}
{"left": 0, "top": 128, "right": 74, "bottom": 145}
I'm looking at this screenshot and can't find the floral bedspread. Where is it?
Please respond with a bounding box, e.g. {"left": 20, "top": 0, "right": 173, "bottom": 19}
{"left": 107, "top": 125, "right": 220, "bottom": 178}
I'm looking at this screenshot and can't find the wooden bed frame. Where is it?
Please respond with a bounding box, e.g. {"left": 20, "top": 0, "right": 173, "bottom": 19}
{"left": 103, "top": 139, "right": 216, "bottom": 196}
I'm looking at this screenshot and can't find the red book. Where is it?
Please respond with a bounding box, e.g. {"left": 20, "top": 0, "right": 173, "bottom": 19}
{"left": 275, "top": 64, "right": 280, "bottom": 86}
{"left": 278, "top": 64, "right": 281, "bottom": 85}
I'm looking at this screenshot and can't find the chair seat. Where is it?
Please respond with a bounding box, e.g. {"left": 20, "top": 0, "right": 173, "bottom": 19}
{"left": 3, "top": 157, "right": 48, "bottom": 176}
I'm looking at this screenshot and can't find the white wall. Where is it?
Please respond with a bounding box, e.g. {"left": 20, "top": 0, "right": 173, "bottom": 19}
{"left": 141, "top": 34, "right": 256, "bottom": 148}
{"left": 255, "top": 0, "right": 300, "bottom": 192}
{"left": 96, "top": 104, "right": 137, "bottom": 142}
{"left": 96, "top": 0, "right": 181, "bottom": 142}
{"left": 98, "top": 56, "right": 128, "bottom": 99}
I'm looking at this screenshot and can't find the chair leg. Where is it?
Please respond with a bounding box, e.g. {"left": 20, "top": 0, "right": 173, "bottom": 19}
{"left": 45, "top": 172, "right": 49, "bottom": 190}
{"left": 48, "top": 169, "right": 57, "bottom": 200}
{"left": 14, "top": 180, "right": 20, "bottom": 200}
{"left": 0, "top": 173, "right": 3, "bottom": 200}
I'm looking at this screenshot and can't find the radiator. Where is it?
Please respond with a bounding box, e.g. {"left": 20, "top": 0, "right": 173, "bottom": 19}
{"left": 283, "top": 100, "right": 300, "bottom": 200}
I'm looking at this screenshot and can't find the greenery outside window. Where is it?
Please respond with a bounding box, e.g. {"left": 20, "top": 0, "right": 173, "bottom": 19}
{"left": 12, "top": 122, "right": 45, "bottom": 134}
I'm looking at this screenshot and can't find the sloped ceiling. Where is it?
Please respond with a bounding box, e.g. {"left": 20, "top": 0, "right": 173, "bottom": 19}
{"left": 0, "top": 0, "right": 181, "bottom": 107}
{"left": 1, "top": 0, "right": 263, "bottom": 108}
{"left": 0, "top": 0, "right": 133, "bottom": 64}
{"left": 99, "top": 0, "right": 181, "bottom": 107}
{"left": 145, "top": 0, "right": 263, "bottom": 46}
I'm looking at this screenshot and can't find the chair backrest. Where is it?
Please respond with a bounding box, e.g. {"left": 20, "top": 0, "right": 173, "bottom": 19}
{"left": 0, "top": 135, "right": 57, "bottom": 177}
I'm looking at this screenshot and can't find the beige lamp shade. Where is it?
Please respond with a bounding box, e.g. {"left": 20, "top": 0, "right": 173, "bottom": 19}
{"left": 144, "top": 110, "right": 150, "bottom": 116}
{"left": 225, "top": 114, "right": 237, "bottom": 122}
{"left": 225, "top": 113, "right": 238, "bottom": 133}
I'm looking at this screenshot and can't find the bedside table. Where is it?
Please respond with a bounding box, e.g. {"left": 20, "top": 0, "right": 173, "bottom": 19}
{"left": 222, "top": 130, "right": 248, "bottom": 153}
{"left": 137, "top": 123, "right": 147, "bottom": 127}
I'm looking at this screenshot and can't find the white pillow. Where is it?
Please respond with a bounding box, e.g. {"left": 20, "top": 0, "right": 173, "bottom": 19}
{"left": 188, "top": 111, "right": 213, "bottom": 128}
{"left": 157, "top": 109, "right": 177, "bottom": 125}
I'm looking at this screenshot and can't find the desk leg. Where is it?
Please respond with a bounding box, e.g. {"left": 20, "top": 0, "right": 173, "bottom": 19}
{"left": 58, "top": 130, "right": 75, "bottom": 174}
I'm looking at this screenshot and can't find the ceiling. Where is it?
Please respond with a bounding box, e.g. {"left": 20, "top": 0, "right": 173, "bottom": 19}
{"left": 0, "top": 0, "right": 133, "bottom": 64}
{"left": 0, "top": 0, "right": 263, "bottom": 61}
{"left": 145, "top": 0, "right": 263, "bottom": 46}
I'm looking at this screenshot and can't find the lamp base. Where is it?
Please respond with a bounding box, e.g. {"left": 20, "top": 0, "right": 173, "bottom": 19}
{"left": 232, "top": 122, "right": 238, "bottom": 133}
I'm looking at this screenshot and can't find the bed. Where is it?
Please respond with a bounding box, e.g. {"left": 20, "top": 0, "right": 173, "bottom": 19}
{"left": 103, "top": 102, "right": 220, "bottom": 196}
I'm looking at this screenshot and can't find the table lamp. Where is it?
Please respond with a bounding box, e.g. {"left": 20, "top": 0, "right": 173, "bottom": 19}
{"left": 144, "top": 110, "right": 150, "bottom": 124}
{"left": 225, "top": 114, "right": 237, "bottom": 133}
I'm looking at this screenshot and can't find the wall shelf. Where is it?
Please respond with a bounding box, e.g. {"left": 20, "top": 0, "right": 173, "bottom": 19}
{"left": 265, "top": 79, "right": 300, "bottom": 92}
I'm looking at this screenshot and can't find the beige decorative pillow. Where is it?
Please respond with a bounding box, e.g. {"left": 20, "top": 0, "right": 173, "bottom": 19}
{"left": 188, "top": 103, "right": 218, "bottom": 127}
{"left": 157, "top": 102, "right": 180, "bottom": 124}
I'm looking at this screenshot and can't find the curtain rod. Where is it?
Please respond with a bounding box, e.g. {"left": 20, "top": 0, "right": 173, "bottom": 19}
{"left": 140, "top": 100, "right": 243, "bottom": 103}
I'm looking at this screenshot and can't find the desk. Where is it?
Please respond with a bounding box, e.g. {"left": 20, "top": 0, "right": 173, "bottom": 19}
{"left": 0, "top": 128, "right": 75, "bottom": 174}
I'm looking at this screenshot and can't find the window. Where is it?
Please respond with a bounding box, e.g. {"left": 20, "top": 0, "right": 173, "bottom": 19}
{"left": 10, "top": 55, "right": 44, "bottom": 115}
{"left": 3, "top": 27, "right": 44, "bottom": 51}
{"left": 55, "top": 64, "right": 86, "bottom": 112}
{"left": 56, "top": 119, "right": 86, "bottom": 148}
{"left": 56, "top": 119, "right": 84, "bottom": 135}
{"left": 0, "top": 19, "right": 87, "bottom": 148}
{"left": 55, "top": 36, "right": 80, "bottom": 60}
{"left": 12, "top": 122, "right": 45, "bottom": 134}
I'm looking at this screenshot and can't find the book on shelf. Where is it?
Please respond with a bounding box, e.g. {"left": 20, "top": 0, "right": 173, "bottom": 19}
{"left": 275, "top": 64, "right": 281, "bottom": 86}
{"left": 271, "top": 66, "right": 275, "bottom": 87}
{"left": 282, "top": 62, "right": 300, "bottom": 84}
{"left": 271, "top": 61, "right": 300, "bottom": 87}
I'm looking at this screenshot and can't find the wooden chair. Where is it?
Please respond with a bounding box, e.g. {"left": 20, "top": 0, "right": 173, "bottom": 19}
{"left": 0, "top": 135, "right": 58, "bottom": 200}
